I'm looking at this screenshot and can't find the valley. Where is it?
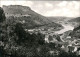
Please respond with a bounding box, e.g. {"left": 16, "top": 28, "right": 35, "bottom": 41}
{"left": 0, "top": 5, "right": 80, "bottom": 57}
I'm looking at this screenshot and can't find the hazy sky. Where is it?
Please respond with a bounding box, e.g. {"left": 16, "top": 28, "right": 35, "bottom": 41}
{"left": 0, "top": 0, "right": 80, "bottom": 17}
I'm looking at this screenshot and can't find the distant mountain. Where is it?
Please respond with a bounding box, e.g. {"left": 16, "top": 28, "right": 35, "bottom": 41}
{"left": 3, "top": 5, "right": 63, "bottom": 29}
{"left": 68, "top": 17, "right": 80, "bottom": 27}
{"left": 68, "top": 17, "right": 80, "bottom": 22}
{"left": 48, "top": 16, "right": 74, "bottom": 22}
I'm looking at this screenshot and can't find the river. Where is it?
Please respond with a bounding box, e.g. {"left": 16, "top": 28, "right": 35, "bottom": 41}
{"left": 55, "top": 24, "right": 74, "bottom": 34}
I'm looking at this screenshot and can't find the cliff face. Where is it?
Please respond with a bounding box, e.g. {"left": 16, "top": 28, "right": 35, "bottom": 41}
{"left": 3, "top": 5, "right": 31, "bottom": 15}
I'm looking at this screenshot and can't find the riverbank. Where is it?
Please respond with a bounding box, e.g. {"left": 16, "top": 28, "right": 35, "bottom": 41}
{"left": 55, "top": 24, "right": 74, "bottom": 34}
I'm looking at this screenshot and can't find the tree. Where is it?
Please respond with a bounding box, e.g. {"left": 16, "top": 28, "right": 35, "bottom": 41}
{"left": 14, "top": 23, "right": 28, "bottom": 44}
{"left": 0, "top": 7, "right": 5, "bottom": 22}
{"left": 0, "top": 7, "right": 6, "bottom": 57}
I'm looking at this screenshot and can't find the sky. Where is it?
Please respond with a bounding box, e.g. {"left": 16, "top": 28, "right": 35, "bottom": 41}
{"left": 0, "top": 0, "right": 80, "bottom": 17}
